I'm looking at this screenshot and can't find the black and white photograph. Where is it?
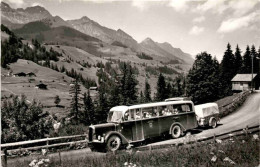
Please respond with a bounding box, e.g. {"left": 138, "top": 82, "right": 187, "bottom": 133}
{"left": 1, "top": 0, "right": 260, "bottom": 166}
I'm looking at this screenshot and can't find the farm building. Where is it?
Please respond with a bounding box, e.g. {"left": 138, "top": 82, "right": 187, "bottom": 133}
{"left": 231, "top": 74, "right": 259, "bottom": 91}
{"left": 35, "top": 83, "right": 48, "bottom": 90}
{"left": 27, "top": 72, "right": 36, "bottom": 77}
{"left": 13, "top": 72, "right": 26, "bottom": 77}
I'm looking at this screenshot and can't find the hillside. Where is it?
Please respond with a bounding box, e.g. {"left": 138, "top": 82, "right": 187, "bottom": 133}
{"left": 1, "top": 59, "right": 89, "bottom": 118}
{"left": 156, "top": 42, "right": 194, "bottom": 65}
{"left": 12, "top": 22, "right": 106, "bottom": 57}
{"left": 41, "top": 16, "right": 72, "bottom": 28}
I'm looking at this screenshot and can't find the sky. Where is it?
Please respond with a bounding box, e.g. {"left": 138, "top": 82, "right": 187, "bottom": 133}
{"left": 3, "top": 0, "right": 260, "bottom": 60}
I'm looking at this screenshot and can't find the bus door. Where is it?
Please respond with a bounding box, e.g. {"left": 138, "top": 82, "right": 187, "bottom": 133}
{"left": 132, "top": 109, "right": 144, "bottom": 141}
{"left": 142, "top": 107, "right": 159, "bottom": 138}
{"left": 121, "top": 110, "right": 134, "bottom": 141}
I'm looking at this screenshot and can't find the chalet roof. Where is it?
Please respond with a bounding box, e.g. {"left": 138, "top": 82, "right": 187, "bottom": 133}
{"left": 14, "top": 72, "right": 26, "bottom": 75}
{"left": 231, "top": 74, "right": 257, "bottom": 82}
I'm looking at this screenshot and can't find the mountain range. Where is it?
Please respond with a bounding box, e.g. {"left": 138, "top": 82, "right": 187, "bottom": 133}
{"left": 1, "top": 2, "right": 194, "bottom": 65}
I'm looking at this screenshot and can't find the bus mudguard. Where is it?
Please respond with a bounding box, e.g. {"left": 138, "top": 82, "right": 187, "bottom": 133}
{"left": 169, "top": 122, "right": 186, "bottom": 135}
{"left": 105, "top": 131, "right": 129, "bottom": 145}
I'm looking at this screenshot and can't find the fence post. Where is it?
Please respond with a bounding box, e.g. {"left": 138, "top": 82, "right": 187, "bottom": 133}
{"left": 84, "top": 133, "right": 88, "bottom": 141}
{"left": 1, "top": 149, "right": 7, "bottom": 167}
{"left": 46, "top": 137, "right": 49, "bottom": 146}
{"left": 58, "top": 151, "right": 62, "bottom": 165}
{"left": 245, "top": 126, "right": 249, "bottom": 137}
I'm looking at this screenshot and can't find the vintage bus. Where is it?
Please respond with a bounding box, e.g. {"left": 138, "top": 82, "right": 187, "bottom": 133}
{"left": 88, "top": 100, "right": 198, "bottom": 152}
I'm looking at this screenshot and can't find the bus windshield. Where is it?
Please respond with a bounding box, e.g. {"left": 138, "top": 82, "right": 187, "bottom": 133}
{"left": 107, "top": 110, "right": 123, "bottom": 123}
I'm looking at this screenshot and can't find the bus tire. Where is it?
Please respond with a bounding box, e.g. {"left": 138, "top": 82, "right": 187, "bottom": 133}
{"left": 106, "top": 135, "right": 121, "bottom": 152}
{"left": 171, "top": 125, "right": 182, "bottom": 139}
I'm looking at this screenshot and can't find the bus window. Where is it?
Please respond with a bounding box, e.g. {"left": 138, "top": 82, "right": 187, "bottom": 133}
{"left": 158, "top": 106, "right": 169, "bottom": 116}
{"left": 130, "top": 109, "right": 135, "bottom": 120}
{"left": 153, "top": 107, "right": 159, "bottom": 117}
{"left": 173, "top": 105, "right": 183, "bottom": 114}
{"left": 158, "top": 106, "right": 163, "bottom": 116}
{"left": 167, "top": 105, "right": 174, "bottom": 115}
{"left": 142, "top": 108, "right": 154, "bottom": 119}
{"left": 181, "top": 104, "right": 192, "bottom": 112}
{"left": 135, "top": 109, "right": 142, "bottom": 120}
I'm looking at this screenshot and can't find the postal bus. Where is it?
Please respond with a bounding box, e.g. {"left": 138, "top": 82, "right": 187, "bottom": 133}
{"left": 88, "top": 100, "right": 198, "bottom": 152}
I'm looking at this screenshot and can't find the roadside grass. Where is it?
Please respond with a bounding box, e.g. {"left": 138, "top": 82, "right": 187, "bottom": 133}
{"left": 215, "top": 91, "right": 250, "bottom": 118}
{"left": 215, "top": 93, "right": 241, "bottom": 108}
{"left": 11, "top": 134, "right": 259, "bottom": 167}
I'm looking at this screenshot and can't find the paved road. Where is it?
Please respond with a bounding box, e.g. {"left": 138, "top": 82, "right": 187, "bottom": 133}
{"left": 7, "top": 92, "right": 260, "bottom": 166}
{"left": 146, "top": 91, "right": 260, "bottom": 146}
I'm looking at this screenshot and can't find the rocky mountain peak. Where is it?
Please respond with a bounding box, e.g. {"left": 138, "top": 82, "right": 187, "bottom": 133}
{"left": 141, "top": 37, "right": 156, "bottom": 45}
{"left": 116, "top": 29, "right": 133, "bottom": 39}
{"left": 79, "top": 16, "right": 92, "bottom": 22}
{"left": 1, "top": 2, "right": 10, "bottom": 8}
{"left": 25, "top": 5, "right": 49, "bottom": 14}
{"left": 1, "top": 2, "right": 13, "bottom": 12}
{"left": 1, "top": 2, "right": 52, "bottom": 24}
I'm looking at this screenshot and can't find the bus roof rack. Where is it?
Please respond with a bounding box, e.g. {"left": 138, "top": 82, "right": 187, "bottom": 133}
{"left": 165, "top": 97, "right": 190, "bottom": 102}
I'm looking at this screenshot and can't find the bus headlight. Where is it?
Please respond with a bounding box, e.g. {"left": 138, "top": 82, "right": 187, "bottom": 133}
{"left": 200, "top": 118, "right": 205, "bottom": 125}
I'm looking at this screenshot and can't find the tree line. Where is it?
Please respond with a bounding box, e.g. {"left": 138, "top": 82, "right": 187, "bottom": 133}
{"left": 187, "top": 44, "right": 260, "bottom": 104}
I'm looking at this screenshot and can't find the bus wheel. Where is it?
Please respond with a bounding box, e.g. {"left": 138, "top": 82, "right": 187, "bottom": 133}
{"left": 211, "top": 118, "right": 217, "bottom": 129}
{"left": 171, "top": 125, "right": 182, "bottom": 139}
{"left": 106, "top": 135, "right": 121, "bottom": 152}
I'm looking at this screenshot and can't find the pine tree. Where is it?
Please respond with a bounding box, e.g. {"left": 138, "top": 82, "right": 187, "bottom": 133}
{"left": 144, "top": 80, "right": 152, "bottom": 103}
{"left": 83, "top": 91, "right": 95, "bottom": 125}
{"left": 258, "top": 47, "right": 260, "bottom": 58}
{"left": 187, "top": 52, "right": 221, "bottom": 104}
{"left": 155, "top": 73, "right": 167, "bottom": 101}
{"left": 119, "top": 63, "right": 138, "bottom": 105}
{"left": 175, "top": 76, "right": 183, "bottom": 97}
{"left": 69, "top": 78, "right": 82, "bottom": 124}
{"left": 251, "top": 45, "right": 258, "bottom": 74}
{"left": 258, "top": 46, "right": 260, "bottom": 72}
{"left": 108, "top": 83, "right": 121, "bottom": 108}
{"left": 119, "top": 62, "right": 128, "bottom": 104}
{"left": 171, "top": 83, "right": 177, "bottom": 98}
{"left": 138, "top": 91, "right": 145, "bottom": 103}
{"left": 166, "top": 83, "right": 172, "bottom": 98}
{"left": 96, "top": 84, "right": 109, "bottom": 123}
{"left": 241, "top": 45, "right": 251, "bottom": 73}
{"left": 125, "top": 67, "right": 138, "bottom": 104}
{"left": 234, "top": 45, "right": 243, "bottom": 74}
{"left": 220, "top": 43, "right": 235, "bottom": 96}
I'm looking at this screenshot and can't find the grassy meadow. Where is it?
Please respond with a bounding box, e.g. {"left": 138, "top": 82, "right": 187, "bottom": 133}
{"left": 10, "top": 134, "right": 259, "bottom": 167}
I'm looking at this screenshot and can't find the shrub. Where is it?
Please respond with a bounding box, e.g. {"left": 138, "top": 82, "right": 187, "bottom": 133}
{"left": 1, "top": 95, "right": 54, "bottom": 143}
